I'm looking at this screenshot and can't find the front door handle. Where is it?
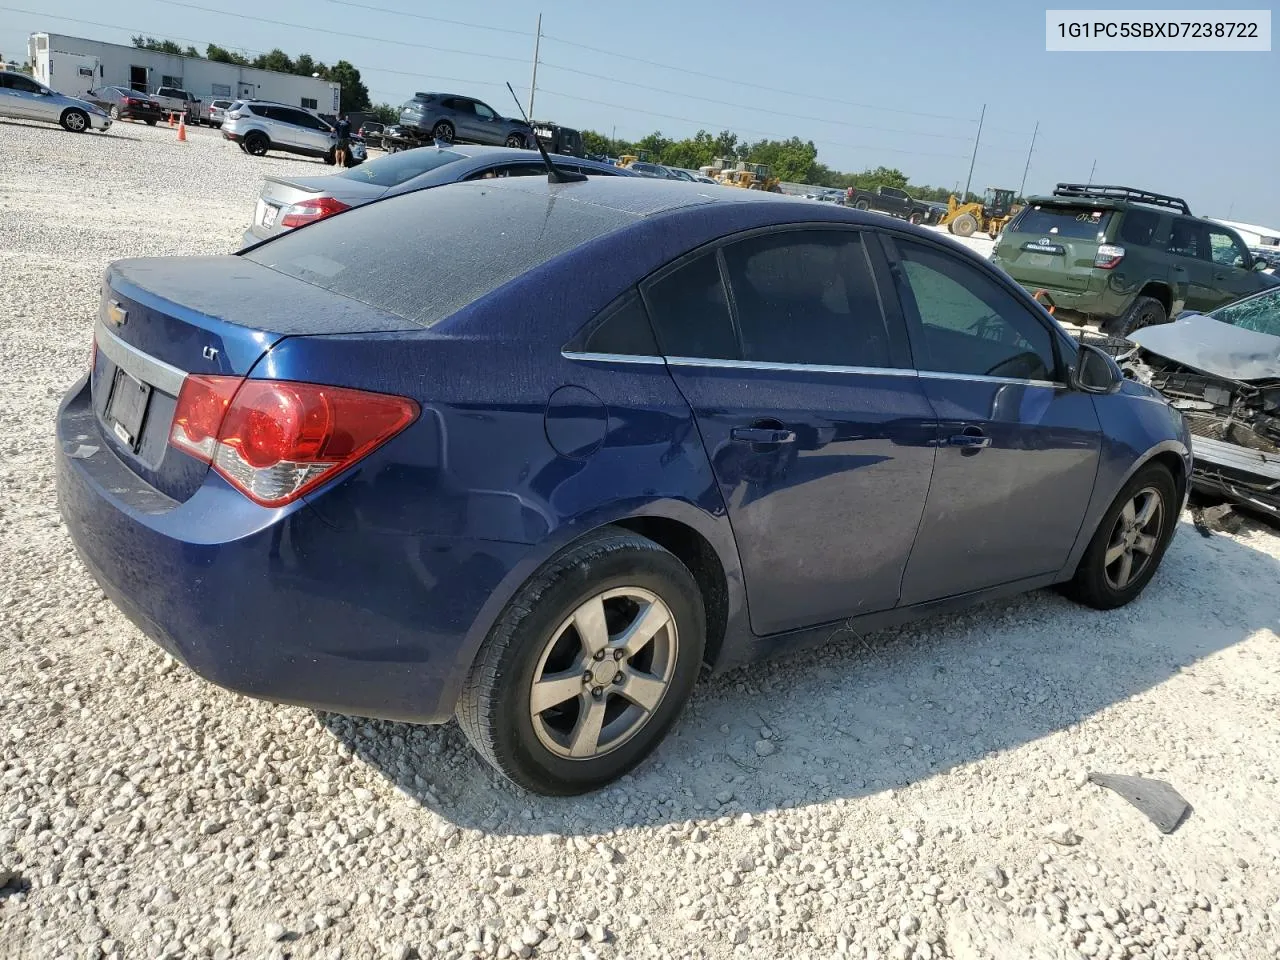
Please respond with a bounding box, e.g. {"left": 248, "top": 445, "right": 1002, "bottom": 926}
{"left": 731, "top": 425, "right": 796, "bottom": 444}
{"left": 947, "top": 428, "right": 991, "bottom": 449}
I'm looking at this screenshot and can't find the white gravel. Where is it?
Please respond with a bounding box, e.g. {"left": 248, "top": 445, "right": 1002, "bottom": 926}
{"left": 3, "top": 117, "right": 1280, "bottom": 960}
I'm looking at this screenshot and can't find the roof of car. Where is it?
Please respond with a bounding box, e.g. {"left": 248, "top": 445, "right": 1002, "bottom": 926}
{"left": 481, "top": 173, "right": 816, "bottom": 217}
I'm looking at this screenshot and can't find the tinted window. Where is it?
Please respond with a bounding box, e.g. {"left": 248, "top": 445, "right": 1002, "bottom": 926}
{"left": 643, "top": 254, "right": 737, "bottom": 360}
{"left": 248, "top": 103, "right": 268, "bottom": 116}
{"left": 893, "top": 240, "right": 1057, "bottom": 382}
{"left": 1167, "top": 218, "right": 1208, "bottom": 260}
{"left": 474, "top": 101, "right": 497, "bottom": 120}
{"left": 337, "top": 148, "right": 465, "bottom": 186}
{"left": 1118, "top": 210, "right": 1160, "bottom": 247}
{"left": 7, "top": 74, "right": 43, "bottom": 94}
{"left": 1013, "top": 205, "right": 1112, "bottom": 240}
{"left": 720, "top": 230, "right": 890, "bottom": 368}
{"left": 1207, "top": 227, "right": 1248, "bottom": 268}
{"left": 1212, "top": 287, "right": 1280, "bottom": 336}
{"left": 573, "top": 290, "right": 660, "bottom": 356}
{"left": 243, "top": 183, "right": 638, "bottom": 328}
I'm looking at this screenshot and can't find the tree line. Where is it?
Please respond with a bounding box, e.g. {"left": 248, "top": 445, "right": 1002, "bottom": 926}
{"left": 581, "top": 128, "right": 979, "bottom": 200}
{"left": 130, "top": 36, "right": 386, "bottom": 118}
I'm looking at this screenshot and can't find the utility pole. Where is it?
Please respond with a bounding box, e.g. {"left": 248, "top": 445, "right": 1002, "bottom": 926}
{"left": 962, "top": 103, "right": 985, "bottom": 202}
{"left": 527, "top": 13, "right": 542, "bottom": 119}
{"left": 1017, "top": 120, "right": 1039, "bottom": 199}
{"left": 1087, "top": 158, "right": 1097, "bottom": 184}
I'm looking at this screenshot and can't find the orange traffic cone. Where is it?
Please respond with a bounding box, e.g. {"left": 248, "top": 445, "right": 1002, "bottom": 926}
{"left": 177, "top": 116, "right": 187, "bottom": 142}
{"left": 168, "top": 112, "right": 175, "bottom": 127}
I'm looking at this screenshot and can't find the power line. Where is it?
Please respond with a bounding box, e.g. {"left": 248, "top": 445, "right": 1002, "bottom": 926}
{"left": 540, "top": 61, "right": 978, "bottom": 142}
{"left": 541, "top": 32, "right": 977, "bottom": 124}
{"left": 317, "top": 0, "right": 533, "bottom": 37}
{"left": 536, "top": 87, "right": 971, "bottom": 160}
{"left": 0, "top": 6, "right": 268, "bottom": 58}
{"left": 148, "top": 0, "right": 529, "bottom": 63}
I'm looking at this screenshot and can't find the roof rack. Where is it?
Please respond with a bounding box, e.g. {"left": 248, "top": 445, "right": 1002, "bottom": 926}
{"left": 1052, "top": 183, "right": 1191, "bottom": 215}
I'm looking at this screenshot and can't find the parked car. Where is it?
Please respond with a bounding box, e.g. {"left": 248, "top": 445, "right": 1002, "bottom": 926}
{"left": 58, "top": 177, "right": 1190, "bottom": 796}
{"left": 627, "top": 161, "right": 684, "bottom": 180}
{"left": 206, "top": 98, "right": 235, "bottom": 128}
{"left": 398, "top": 92, "right": 532, "bottom": 148}
{"left": 83, "top": 86, "right": 163, "bottom": 125}
{"left": 844, "top": 185, "right": 936, "bottom": 224}
{"left": 1119, "top": 285, "right": 1280, "bottom": 515}
{"left": 0, "top": 69, "right": 111, "bottom": 132}
{"left": 531, "top": 121, "right": 584, "bottom": 157}
{"left": 222, "top": 100, "right": 343, "bottom": 162}
{"left": 241, "top": 144, "right": 636, "bottom": 247}
{"left": 152, "top": 85, "right": 202, "bottom": 124}
{"left": 357, "top": 119, "right": 384, "bottom": 147}
{"left": 991, "top": 184, "right": 1279, "bottom": 336}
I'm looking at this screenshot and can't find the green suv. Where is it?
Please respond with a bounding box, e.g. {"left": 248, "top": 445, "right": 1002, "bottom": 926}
{"left": 991, "top": 184, "right": 1278, "bottom": 335}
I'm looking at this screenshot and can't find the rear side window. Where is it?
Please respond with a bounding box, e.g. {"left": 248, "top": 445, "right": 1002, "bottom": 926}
{"left": 1014, "top": 205, "right": 1112, "bottom": 240}
{"left": 243, "top": 183, "right": 639, "bottom": 328}
{"left": 1167, "top": 218, "right": 1208, "bottom": 260}
{"left": 337, "top": 148, "right": 465, "bottom": 186}
{"left": 1118, "top": 210, "right": 1161, "bottom": 247}
{"left": 643, "top": 254, "right": 737, "bottom": 360}
{"left": 720, "top": 230, "right": 891, "bottom": 368}
{"left": 570, "top": 290, "right": 660, "bottom": 356}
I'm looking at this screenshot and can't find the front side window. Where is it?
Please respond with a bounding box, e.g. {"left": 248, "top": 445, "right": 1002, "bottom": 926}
{"left": 473, "top": 101, "right": 497, "bottom": 120}
{"left": 1206, "top": 227, "right": 1249, "bottom": 268}
{"left": 893, "top": 239, "right": 1057, "bottom": 382}
{"left": 7, "top": 74, "right": 44, "bottom": 94}
{"left": 643, "top": 254, "right": 737, "bottom": 360}
{"left": 720, "top": 230, "right": 891, "bottom": 368}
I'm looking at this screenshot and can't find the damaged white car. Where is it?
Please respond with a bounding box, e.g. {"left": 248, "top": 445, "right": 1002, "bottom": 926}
{"left": 1119, "top": 286, "right": 1280, "bottom": 515}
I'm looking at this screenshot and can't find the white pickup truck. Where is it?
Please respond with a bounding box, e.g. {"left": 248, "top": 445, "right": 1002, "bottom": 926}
{"left": 152, "top": 86, "right": 203, "bottom": 124}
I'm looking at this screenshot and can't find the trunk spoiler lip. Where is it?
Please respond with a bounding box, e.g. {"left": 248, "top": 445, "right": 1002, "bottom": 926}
{"left": 262, "top": 175, "right": 326, "bottom": 194}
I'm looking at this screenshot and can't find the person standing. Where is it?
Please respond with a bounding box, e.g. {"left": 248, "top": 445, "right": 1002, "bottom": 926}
{"left": 334, "top": 114, "right": 351, "bottom": 168}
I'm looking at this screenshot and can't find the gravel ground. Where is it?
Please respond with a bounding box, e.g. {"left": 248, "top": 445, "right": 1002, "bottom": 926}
{"left": 3, "top": 117, "right": 1280, "bottom": 960}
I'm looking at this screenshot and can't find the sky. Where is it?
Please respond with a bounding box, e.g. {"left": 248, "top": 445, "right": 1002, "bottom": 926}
{"left": 2, "top": 0, "right": 1276, "bottom": 224}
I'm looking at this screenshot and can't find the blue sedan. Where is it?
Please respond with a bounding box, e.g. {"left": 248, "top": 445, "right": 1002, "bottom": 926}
{"left": 57, "top": 175, "right": 1191, "bottom": 795}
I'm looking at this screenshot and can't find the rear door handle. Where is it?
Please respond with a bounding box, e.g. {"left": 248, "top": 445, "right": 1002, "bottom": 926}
{"left": 731, "top": 426, "right": 796, "bottom": 444}
{"left": 947, "top": 429, "right": 991, "bottom": 449}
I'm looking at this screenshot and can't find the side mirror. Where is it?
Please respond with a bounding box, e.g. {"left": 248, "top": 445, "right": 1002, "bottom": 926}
{"left": 1072, "top": 342, "right": 1123, "bottom": 394}
{"left": 1253, "top": 259, "right": 1271, "bottom": 273}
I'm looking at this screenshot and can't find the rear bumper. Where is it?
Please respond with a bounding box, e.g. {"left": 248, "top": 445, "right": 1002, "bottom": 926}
{"left": 56, "top": 375, "right": 531, "bottom": 723}
{"left": 1190, "top": 435, "right": 1280, "bottom": 514}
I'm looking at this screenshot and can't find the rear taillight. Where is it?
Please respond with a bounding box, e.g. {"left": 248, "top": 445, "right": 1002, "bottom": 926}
{"left": 168, "top": 376, "right": 417, "bottom": 506}
{"left": 1094, "top": 244, "right": 1126, "bottom": 269}
{"left": 280, "top": 197, "right": 350, "bottom": 229}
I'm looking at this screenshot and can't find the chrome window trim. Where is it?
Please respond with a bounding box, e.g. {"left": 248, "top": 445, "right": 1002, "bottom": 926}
{"left": 94, "top": 316, "right": 188, "bottom": 396}
{"left": 561, "top": 350, "right": 665, "bottom": 365}
{"left": 916, "top": 370, "right": 1064, "bottom": 389}
{"left": 667, "top": 356, "right": 917, "bottom": 377}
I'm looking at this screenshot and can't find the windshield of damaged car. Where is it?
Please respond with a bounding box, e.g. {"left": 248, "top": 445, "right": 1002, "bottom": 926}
{"left": 1212, "top": 287, "right": 1280, "bottom": 338}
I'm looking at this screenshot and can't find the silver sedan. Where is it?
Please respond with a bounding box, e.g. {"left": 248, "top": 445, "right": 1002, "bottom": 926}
{"left": 0, "top": 70, "right": 111, "bottom": 132}
{"left": 241, "top": 144, "right": 635, "bottom": 247}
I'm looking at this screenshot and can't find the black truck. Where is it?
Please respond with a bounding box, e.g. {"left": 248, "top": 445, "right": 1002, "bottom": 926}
{"left": 843, "top": 185, "right": 937, "bottom": 224}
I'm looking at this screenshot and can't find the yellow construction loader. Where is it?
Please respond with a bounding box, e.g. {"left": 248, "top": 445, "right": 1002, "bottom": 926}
{"left": 704, "top": 158, "right": 782, "bottom": 192}
{"left": 938, "top": 187, "right": 1023, "bottom": 239}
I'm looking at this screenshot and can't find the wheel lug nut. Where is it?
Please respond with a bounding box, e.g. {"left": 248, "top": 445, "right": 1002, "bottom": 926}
{"left": 613, "top": 650, "right": 624, "bottom": 661}
{"left": 613, "top": 673, "right": 623, "bottom": 684}
{"left": 592, "top": 687, "right": 604, "bottom": 698}
{"left": 593, "top": 651, "right": 605, "bottom": 661}
{"left": 583, "top": 671, "right": 593, "bottom": 682}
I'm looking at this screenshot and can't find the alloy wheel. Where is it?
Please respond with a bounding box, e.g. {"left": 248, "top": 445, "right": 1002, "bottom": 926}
{"left": 529, "top": 587, "right": 678, "bottom": 760}
{"left": 1103, "top": 486, "right": 1164, "bottom": 590}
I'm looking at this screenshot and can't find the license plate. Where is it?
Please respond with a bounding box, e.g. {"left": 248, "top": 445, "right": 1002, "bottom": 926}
{"left": 106, "top": 368, "right": 151, "bottom": 452}
{"left": 261, "top": 203, "right": 278, "bottom": 229}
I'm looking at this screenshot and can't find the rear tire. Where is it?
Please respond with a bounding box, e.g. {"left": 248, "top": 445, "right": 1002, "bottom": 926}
{"left": 950, "top": 213, "right": 978, "bottom": 237}
{"left": 1061, "top": 462, "right": 1178, "bottom": 610}
{"left": 145, "top": 119, "right": 157, "bottom": 126}
{"left": 457, "top": 528, "right": 706, "bottom": 796}
{"left": 854, "top": 199, "right": 870, "bottom": 210}
{"left": 109, "top": 105, "right": 120, "bottom": 120}
{"left": 909, "top": 212, "right": 923, "bottom": 225}
{"left": 1106, "top": 295, "right": 1167, "bottom": 337}
{"left": 61, "top": 109, "right": 89, "bottom": 133}
{"left": 506, "top": 133, "right": 527, "bottom": 148}
{"left": 431, "top": 121, "right": 454, "bottom": 143}
{"left": 243, "top": 132, "right": 269, "bottom": 156}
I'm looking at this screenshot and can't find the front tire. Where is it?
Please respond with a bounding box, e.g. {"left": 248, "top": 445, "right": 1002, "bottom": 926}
{"left": 506, "top": 133, "right": 527, "bottom": 148}
{"left": 854, "top": 199, "right": 870, "bottom": 210}
{"left": 457, "top": 528, "right": 706, "bottom": 796}
{"left": 431, "top": 121, "right": 454, "bottom": 143}
{"left": 109, "top": 105, "right": 120, "bottom": 120}
{"left": 1061, "top": 462, "right": 1178, "bottom": 610}
{"left": 950, "top": 212, "right": 978, "bottom": 237}
{"left": 61, "top": 109, "right": 89, "bottom": 133}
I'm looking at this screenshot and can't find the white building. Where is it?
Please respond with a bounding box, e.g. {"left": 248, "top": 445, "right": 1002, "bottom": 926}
{"left": 27, "top": 32, "right": 341, "bottom": 114}
{"left": 1208, "top": 218, "right": 1280, "bottom": 249}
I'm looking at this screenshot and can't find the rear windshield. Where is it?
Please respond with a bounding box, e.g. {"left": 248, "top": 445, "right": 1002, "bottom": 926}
{"left": 337, "top": 148, "right": 465, "bottom": 187}
{"left": 242, "top": 182, "right": 638, "bottom": 327}
{"left": 1013, "top": 204, "right": 1113, "bottom": 241}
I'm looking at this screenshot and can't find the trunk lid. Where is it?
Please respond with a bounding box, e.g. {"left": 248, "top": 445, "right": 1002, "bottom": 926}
{"left": 92, "top": 256, "right": 419, "bottom": 502}
{"left": 997, "top": 201, "right": 1115, "bottom": 293}
{"left": 251, "top": 175, "right": 388, "bottom": 240}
